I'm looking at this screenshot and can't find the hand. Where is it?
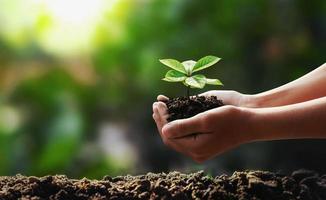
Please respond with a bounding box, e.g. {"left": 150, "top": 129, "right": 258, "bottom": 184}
{"left": 152, "top": 99, "right": 187, "bottom": 155}
{"left": 152, "top": 93, "right": 254, "bottom": 163}
{"left": 199, "top": 90, "right": 253, "bottom": 107}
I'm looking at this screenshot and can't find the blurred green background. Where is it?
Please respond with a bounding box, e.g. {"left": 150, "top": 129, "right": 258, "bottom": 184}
{"left": 0, "top": 0, "right": 325, "bottom": 179}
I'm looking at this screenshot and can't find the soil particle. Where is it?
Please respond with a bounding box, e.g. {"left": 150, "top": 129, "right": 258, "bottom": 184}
{"left": 0, "top": 170, "right": 325, "bottom": 200}
{"left": 165, "top": 96, "right": 224, "bottom": 121}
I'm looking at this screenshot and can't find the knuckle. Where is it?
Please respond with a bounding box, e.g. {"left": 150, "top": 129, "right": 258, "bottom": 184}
{"left": 224, "top": 105, "right": 238, "bottom": 114}
{"left": 157, "top": 102, "right": 166, "bottom": 110}
{"left": 161, "top": 126, "right": 173, "bottom": 139}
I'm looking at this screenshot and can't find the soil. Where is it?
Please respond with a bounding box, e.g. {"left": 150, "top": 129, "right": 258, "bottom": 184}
{"left": 1, "top": 170, "right": 325, "bottom": 200}
{"left": 165, "top": 96, "right": 224, "bottom": 121}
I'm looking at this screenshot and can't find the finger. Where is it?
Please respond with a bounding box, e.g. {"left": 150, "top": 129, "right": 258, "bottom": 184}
{"left": 167, "top": 134, "right": 199, "bottom": 150}
{"left": 179, "top": 133, "right": 237, "bottom": 160}
{"left": 166, "top": 133, "right": 212, "bottom": 161}
{"left": 153, "top": 104, "right": 187, "bottom": 154}
{"left": 198, "top": 90, "right": 239, "bottom": 105}
{"left": 156, "top": 102, "right": 169, "bottom": 121}
{"left": 153, "top": 102, "right": 170, "bottom": 136}
{"left": 198, "top": 91, "right": 215, "bottom": 97}
{"left": 152, "top": 103, "right": 164, "bottom": 135}
{"left": 162, "top": 114, "right": 206, "bottom": 139}
{"left": 157, "top": 95, "right": 169, "bottom": 102}
{"left": 152, "top": 102, "right": 158, "bottom": 113}
{"left": 173, "top": 132, "right": 212, "bottom": 139}
{"left": 153, "top": 104, "right": 169, "bottom": 144}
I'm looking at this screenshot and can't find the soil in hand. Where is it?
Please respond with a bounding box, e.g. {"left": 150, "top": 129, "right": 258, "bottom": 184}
{"left": 165, "top": 96, "right": 224, "bottom": 121}
{"left": 1, "top": 170, "right": 325, "bottom": 200}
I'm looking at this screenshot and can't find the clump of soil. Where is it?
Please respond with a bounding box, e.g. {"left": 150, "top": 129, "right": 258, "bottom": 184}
{"left": 165, "top": 96, "right": 224, "bottom": 121}
{"left": 1, "top": 170, "right": 325, "bottom": 200}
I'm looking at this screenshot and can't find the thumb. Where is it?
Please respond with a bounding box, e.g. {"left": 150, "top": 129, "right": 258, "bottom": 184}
{"left": 162, "top": 115, "right": 205, "bottom": 139}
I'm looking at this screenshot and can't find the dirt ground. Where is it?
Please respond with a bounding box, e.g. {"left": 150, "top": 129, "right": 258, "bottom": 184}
{"left": 165, "top": 96, "right": 224, "bottom": 121}
{"left": 0, "top": 169, "right": 325, "bottom": 200}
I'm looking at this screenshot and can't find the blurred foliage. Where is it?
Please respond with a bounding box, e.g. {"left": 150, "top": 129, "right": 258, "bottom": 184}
{"left": 0, "top": 0, "right": 325, "bottom": 178}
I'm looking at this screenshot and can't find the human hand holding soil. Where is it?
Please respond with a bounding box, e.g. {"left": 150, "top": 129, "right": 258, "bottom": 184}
{"left": 153, "top": 63, "right": 326, "bottom": 162}
{"left": 153, "top": 91, "right": 256, "bottom": 162}
{"left": 153, "top": 101, "right": 252, "bottom": 162}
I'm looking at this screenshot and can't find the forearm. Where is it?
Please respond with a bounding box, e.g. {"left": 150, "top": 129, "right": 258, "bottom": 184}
{"left": 247, "top": 96, "right": 326, "bottom": 141}
{"left": 244, "top": 63, "right": 326, "bottom": 107}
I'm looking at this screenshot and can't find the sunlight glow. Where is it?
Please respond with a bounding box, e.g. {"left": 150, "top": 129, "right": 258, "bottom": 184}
{"left": 41, "top": 0, "right": 104, "bottom": 25}
{"left": 0, "top": 0, "right": 124, "bottom": 56}
{"left": 36, "top": 0, "right": 109, "bottom": 56}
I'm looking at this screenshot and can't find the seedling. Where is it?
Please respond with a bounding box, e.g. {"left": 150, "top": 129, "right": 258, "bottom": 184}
{"left": 160, "top": 55, "right": 223, "bottom": 97}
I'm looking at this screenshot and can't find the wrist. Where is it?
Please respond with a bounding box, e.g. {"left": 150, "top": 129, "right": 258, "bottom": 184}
{"left": 239, "top": 94, "right": 261, "bottom": 108}
{"left": 236, "top": 107, "right": 262, "bottom": 143}
{"left": 244, "top": 106, "right": 288, "bottom": 142}
{"left": 239, "top": 106, "right": 272, "bottom": 143}
{"left": 242, "top": 92, "right": 278, "bottom": 108}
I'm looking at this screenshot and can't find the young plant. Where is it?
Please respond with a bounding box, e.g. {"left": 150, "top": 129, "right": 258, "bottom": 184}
{"left": 160, "top": 55, "right": 223, "bottom": 97}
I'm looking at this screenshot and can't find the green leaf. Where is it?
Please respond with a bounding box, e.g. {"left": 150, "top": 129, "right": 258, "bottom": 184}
{"left": 192, "top": 74, "right": 207, "bottom": 88}
{"left": 159, "top": 59, "right": 187, "bottom": 74}
{"left": 185, "top": 74, "right": 206, "bottom": 89}
{"left": 162, "top": 70, "right": 187, "bottom": 82}
{"left": 192, "top": 55, "right": 221, "bottom": 73}
{"left": 205, "top": 78, "right": 223, "bottom": 86}
{"left": 182, "top": 60, "right": 196, "bottom": 75}
{"left": 192, "top": 74, "right": 206, "bottom": 80}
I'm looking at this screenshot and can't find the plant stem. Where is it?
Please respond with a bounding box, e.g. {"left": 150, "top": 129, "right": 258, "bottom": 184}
{"left": 187, "top": 86, "right": 190, "bottom": 98}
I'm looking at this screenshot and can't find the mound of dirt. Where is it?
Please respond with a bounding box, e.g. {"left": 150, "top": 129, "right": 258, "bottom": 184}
{"left": 1, "top": 170, "right": 325, "bottom": 200}
{"left": 165, "top": 96, "right": 224, "bottom": 121}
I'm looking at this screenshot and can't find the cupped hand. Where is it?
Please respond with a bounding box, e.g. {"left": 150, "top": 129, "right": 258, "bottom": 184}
{"left": 152, "top": 92, "right": 254, "bottom": 163}
{"left": 152, "top": 98, "right": 186, "bottom": 155}
{"left": 199, "top": 90, "right": 252, "bottom": 107}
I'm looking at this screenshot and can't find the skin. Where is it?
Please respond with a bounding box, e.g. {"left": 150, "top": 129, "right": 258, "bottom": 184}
{"left": 152, "top": 63, "right": 326, "bottom": 163}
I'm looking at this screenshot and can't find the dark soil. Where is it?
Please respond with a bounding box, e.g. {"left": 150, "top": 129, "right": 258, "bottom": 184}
{"left": 1, "top": 170, "right": 325, "bottom": 200}
{"left": 165, "top": 96, "right": 224, "bottom": 121}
